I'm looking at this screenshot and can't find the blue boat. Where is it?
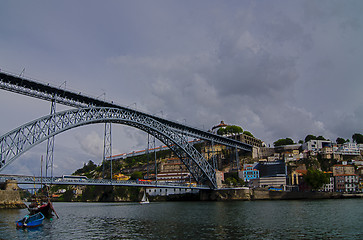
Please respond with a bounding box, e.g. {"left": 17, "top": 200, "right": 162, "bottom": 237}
{"left": 16, "top": 212, "right": 45, "bottom": 228}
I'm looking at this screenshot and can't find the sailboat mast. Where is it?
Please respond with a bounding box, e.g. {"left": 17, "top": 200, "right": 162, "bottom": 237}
{"left": 41, "top": 155, "right": 43, "bottom": 187}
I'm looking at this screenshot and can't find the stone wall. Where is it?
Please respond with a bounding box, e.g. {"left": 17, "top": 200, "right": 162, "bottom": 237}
{"left": 200, "top": 188, "right": 252, "bottom": 201}
{"left": 251, "top": 189, "right": 342, "bottom": 200}
{"left": 199, "top": 188, "right": 344, "bottom": 201}
{"left": 0, "top": 180, "right": 26, "bottom": 209}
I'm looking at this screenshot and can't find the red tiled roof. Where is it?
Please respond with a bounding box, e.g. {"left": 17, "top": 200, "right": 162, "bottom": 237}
{"left": 296, "top": 170, "right": 307, "bottom": 174}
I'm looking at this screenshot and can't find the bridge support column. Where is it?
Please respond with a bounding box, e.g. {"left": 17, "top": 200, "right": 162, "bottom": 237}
{"left": 46, "top": 99, "right": 56, "bottom": 179}
{"left": 235, "top": 146, "right": 239, "bottom": 171}
{"left": 103, "top": 122, "right": 112, "bottom": 179}
{"left": 212, "top": 140, "right": 217, "bottom": 170}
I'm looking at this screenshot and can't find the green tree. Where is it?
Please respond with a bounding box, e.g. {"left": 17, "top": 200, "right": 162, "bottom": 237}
{"left": 298, "top": 140, "right": 304, "bottom": 144}
{"left": 303, "top": 168, "right": 329, "bottom": 190}
{"left": 217, "top": 125, "right": 243, "bottom": 136}
{"left": 336, "top": 137, "right": 346, "bottom": 144}
{"left": 225, "top": 177, "right": 238, "bottom": 186}
{"left": 305, "top": 135, "right": 317, "bottom": 142}
{"left": 226, "top": 125, "right": 243, "bottom": 134}
{"left": 274, "top": 138, "right": 294, "bottom": 147}
{"left": 352, "top": 133, "right": 363, "bottom": 144}
{"left": 62, "top": 188, "right": 74, "bottom": 201}
{"left": 243, "top": 131, "right": 254, "bottom": 137}
{"left": 74, "top": 160, "right": 97, "bottom": 175}
{"left": 130, "top": 171, "right": 143, "bottom": 180}
{"left": 317, "top": 136, "right": 326, "bottom": 140}
{"left": 217, "top": 128, "right": 226, "bottom": 135}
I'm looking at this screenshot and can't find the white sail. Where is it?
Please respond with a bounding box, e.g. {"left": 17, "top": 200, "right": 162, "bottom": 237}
{"left": 140, "top": 192, "right": 149, "bottom": 204}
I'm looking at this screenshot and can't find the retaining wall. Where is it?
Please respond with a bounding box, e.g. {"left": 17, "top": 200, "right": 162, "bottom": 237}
{"left": 0, "top": 180, "right": 26, "bottom": 208}
{"left": 199, "top": 188, "right": 345, "bottom": 201}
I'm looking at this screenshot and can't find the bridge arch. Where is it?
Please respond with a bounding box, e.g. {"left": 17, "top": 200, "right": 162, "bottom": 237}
{"left": 0, "top": 107, "right": 217, "bottom": 188}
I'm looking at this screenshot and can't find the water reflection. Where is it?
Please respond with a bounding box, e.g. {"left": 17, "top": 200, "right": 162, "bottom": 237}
{"left": 1, "top": 200, "right": 363, "bottom": 239}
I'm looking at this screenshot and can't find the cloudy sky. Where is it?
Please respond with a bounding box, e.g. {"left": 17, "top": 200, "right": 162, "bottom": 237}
{"left": 0, "top": 0, "right": 362, "bottom": 176}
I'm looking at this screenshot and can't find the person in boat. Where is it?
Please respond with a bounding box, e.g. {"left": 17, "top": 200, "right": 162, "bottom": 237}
{"left": 20, "top": 215, "right": 29, "bottom": 227}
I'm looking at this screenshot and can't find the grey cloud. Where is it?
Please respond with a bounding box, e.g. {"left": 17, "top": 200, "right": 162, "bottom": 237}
{"left": 1, "top": 1, "right": 363, "bottom": 176}
{"left": 75, "top": 131, "right": 103, "bottom": 158}
{"left": 331, "top": 105, "right": 363, "bottom": 139}
{"left": 212, "top": 46, "right": 298, "bottom": 100}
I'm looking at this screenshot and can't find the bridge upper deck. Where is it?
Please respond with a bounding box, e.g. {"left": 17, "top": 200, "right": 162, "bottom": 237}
{"left": 0, "top": 71, "right": 252, "bottom": 151}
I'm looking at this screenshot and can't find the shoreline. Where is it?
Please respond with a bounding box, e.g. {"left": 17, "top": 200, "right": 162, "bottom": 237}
{"left": 199, "top": 188, "right": 363, "bottom": 201}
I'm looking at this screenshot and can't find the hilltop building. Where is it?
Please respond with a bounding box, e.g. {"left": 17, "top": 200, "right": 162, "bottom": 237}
{"left": 302, "top": 140, "right": 332, "bottom": 152}
{"left": 338, "top": 142, "right": 360, "bottom": 156}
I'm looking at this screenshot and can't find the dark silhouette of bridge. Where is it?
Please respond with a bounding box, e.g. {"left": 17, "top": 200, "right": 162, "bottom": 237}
{"left": 0, "top": 71, "right": 252, "bottom": 189}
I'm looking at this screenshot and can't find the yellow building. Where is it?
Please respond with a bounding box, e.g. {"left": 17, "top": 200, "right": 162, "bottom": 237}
{"left": 230, "top": 133, "right": 263, "bottom": 147}
{"left": 113, "top": 173, "right": 130, "bottom": 181}
{"left": 290, "top": 169, "right": 307, "bottom": 185}
{"left": 203, "top": 144, "right": 226, "bottom": 161}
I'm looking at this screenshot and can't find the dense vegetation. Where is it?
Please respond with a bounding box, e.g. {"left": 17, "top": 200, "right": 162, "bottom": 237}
{"left": 304, "top": 135, "right": 326, "bottom": 142}
{"left": 303, "top": 168, "right": 330, "bottom": 190}
{"left": 217, "top": 125, "right": 243, "bottom": 135}
{"left": 352, "top": 133, "right": 363, "bottom": 144}
{"left": 273, "top": 138, "right": 294, "bottom": 147}
{"left": 223, "top": 172, "right": 244, "bottom": 187}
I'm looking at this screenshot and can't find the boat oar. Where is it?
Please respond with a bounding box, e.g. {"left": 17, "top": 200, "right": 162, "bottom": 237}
{"left": 49, "top": 200, "right": 59, "bottom": 219}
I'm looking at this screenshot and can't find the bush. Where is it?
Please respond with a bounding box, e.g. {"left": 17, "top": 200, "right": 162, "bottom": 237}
{"left": 303, "top": 168, "right": 329, "bottom": 190}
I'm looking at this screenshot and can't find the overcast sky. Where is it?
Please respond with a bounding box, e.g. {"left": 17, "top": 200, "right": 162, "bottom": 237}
{"left": 0, "top": 0, "right": 362, "bottom": 176}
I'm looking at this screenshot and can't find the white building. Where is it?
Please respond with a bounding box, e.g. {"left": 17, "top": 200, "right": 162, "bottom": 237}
{"left": 322, "top": 175, "right": 335, "bottom": 192}
{"left": 339, "top": 142, "right": 360, "bottom": 155}
{"left": 357, "top": 144, "right": 363, "bottom": 153}
{"left": 302, "top": 140, "right": 332, "bottom": 152}
{"left": 147, "top": 187, "right": 199, "bottom": 196}
{"left": 335, "top": 174, "right": 359, "bottom": 192}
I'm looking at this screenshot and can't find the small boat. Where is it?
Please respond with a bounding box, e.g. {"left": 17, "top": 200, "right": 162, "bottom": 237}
{"left": 16, "top": 212, "right": 45, "bottom": 228}
{"left": 27, "top": 157, "right": 59, "bottom": 219}
{"left": 139, "top": 191, "right": 149, "bottom": 204}
{"left": 28, "top": 201, "right": 56, "bottom": 218}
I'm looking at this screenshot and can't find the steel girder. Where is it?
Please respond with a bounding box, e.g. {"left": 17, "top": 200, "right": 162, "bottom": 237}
{"left": 0, "top": 107, "right": 217, "bottom": 188}
{"left": 0, "top": 72, "right": 252, "bottom": 151}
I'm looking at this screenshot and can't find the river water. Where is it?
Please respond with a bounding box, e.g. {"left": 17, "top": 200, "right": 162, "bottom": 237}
{"left": 0, "top": 199, "right": 362, "bottom": 239}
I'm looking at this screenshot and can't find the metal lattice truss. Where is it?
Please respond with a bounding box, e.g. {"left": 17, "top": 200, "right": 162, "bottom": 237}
{"left": 0, "top": 107, "right": 218, "bottom": 188}
{"left": 0, "top": 72, "right": 253, "bottom": 152}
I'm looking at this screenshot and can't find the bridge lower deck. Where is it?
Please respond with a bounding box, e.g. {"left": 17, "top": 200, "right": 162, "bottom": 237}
{"left": 0, "top": 175, "right": 210, "bottom": 190}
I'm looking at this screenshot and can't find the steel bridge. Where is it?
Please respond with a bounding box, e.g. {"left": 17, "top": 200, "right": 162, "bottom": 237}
{"left": 0, "top": 175, "right": 210, "bottom": 190}
{"left": 0, "top": 71, "right": 252, "bottom": 189}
